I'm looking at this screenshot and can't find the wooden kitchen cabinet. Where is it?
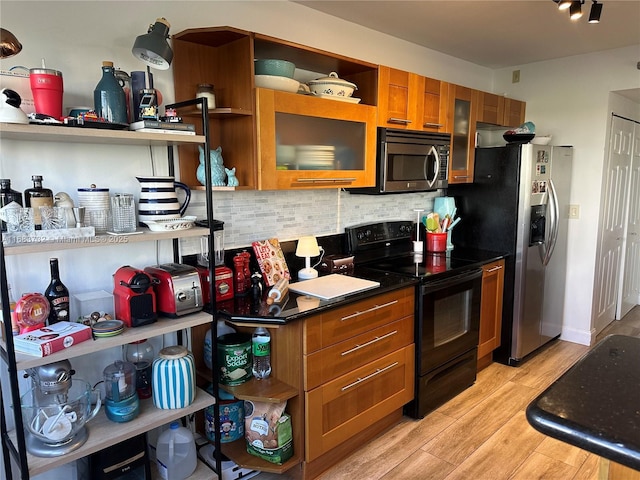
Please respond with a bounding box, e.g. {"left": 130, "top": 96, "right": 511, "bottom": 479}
{"left": 477, "top": 91, "right": 505, "bottom": 125}
{"left": 172, "top": 26, "right": 378, "bottom": 191}
{"left": 377, "top": 66, "right": 449, "bottom": 133}
{"left": 256, "top": 87, "right": 377, "bottom": 189}
{"left": 302, "top": 288, "right": 415, "bottom": 476}
{"left": 503, "top": 98, "right": 526, "bottom": 127}
{"left": 221, "top": 286, "right": 415, "bottom": 479}
{"left": 447, "top": 84, "right": 479, "bottom": 184}
{"left": 478, "top": 259, "right": 505, "bottom": 371}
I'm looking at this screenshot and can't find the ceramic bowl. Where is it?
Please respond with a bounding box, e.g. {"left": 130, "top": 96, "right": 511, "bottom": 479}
{"left": 255, "top": 75, "right": 300, "bottom": 93}
{"left": 254, "top": 59, "right": 296, "bottom": 78}
{"left": 307, "top": 72, "right": 357, "bottom": 97}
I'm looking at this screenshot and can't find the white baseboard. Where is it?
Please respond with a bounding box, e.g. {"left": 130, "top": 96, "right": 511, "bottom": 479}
{"left": 560, "top": 326, "right": 595, "bottom": 346}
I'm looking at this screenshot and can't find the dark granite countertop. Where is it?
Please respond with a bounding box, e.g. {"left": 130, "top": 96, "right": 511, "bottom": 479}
{"left": 217, "top": 247, "right": 505, "bottom": 325}
{"left": 526, "top": 334, "right": 640, "bottom": 470}
{"left": 217, "top": 267, "right": 419, "bottom": 325}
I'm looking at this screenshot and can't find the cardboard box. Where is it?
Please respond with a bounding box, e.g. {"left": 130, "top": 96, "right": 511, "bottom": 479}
{"left": 0, "top": 70, "right": 35, "bottom": 114}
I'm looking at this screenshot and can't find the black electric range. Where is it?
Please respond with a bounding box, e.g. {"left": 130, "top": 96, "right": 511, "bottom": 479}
{"left": 346, "top": 221, "right": 503, "bottom": 418}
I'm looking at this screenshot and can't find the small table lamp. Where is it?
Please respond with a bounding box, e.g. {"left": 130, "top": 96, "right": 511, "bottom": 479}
{"left": 296, "top": 236, "right": 320, "bottom": 280}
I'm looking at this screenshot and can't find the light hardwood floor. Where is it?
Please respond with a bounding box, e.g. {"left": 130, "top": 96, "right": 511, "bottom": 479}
{"left": 256, "top": 306, "right": 640, "bottom": 480}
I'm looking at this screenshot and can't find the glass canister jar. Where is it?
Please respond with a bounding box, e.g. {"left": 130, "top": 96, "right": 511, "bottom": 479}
{"left": 124, "top": 339, "right": 154, "bottom": 399}
{"left": 196, "top": 83, "right": 215, "bottom": 111}
{"left": 151, "top": 345, "right": 196, "bottom": 409}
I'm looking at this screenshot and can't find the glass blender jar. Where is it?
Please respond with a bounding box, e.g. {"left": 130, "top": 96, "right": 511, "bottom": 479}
{"left": 103, "top": 360, "right": 139, "bottom": 423}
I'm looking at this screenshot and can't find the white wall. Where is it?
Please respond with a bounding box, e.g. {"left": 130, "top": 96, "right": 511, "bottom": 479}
{"left": 493, "top": 47, "right": 640, "bottom": 344}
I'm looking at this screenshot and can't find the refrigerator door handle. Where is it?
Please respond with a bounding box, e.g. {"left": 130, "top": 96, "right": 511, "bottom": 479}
{"left": 542, "top": 179, "right": 559, "bottom": 266}
{"left": 424, "top": 145, "right": 439, "bottom": 188}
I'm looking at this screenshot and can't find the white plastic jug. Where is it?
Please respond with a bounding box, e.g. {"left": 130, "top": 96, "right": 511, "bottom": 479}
{"left": 156, "top": 422, "right": 197, "bottom": 480}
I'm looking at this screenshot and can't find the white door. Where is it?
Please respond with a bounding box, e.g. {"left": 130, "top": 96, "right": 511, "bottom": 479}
{"left": 618, "top": 121, "right": 640, "bottom": 318}
{"left": 592, "top": 115, "right": 633, "bottom": 335}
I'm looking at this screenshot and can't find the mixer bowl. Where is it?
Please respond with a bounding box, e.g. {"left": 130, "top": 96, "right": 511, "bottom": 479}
{"left": 21, "top": 379, "right": 101, "bottom": 456}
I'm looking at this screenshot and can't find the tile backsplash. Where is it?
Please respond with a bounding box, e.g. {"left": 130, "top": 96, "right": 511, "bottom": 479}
{"left": 181, "top": 188, "right": 440, "bottom": 254}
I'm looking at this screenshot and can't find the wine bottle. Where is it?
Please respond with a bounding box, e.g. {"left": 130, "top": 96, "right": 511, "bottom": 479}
{"left": 24, "top": 175, "right": 53, "bottom": 230}
{"left": 44, "top": 258, "right": 70, "bottom": 325}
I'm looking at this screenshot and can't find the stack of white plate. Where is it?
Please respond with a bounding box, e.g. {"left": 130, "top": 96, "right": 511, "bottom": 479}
{"left": 295, "top": 145, "right": 335, "bottom": 170}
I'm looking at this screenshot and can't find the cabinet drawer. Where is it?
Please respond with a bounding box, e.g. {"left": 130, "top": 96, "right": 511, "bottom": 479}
{"left": 304, "top": 288, "right": 414, "bottom": 353}
{"left": 305, "top": 315, "right": 414, "bottom": 390}
{"left": 305, "top": 344, "right": 414, "bottom": 461}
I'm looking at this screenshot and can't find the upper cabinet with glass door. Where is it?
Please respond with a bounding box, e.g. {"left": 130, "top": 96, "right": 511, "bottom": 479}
{"left": 447, "top": 84, "right": 478, "bottom": 184}
{"left": 256, "top": 88, "right": 376, "bottom": 189}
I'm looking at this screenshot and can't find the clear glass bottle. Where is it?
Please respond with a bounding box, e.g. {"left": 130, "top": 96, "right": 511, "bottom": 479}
{"left": 44, "top": 258, "right": 70, "bottom": 325}
{"left": 24, "top": 175, "right": 53, "bottom": 230}
{"left": 94, "top": 61, "right": 127, "bottom": 124}
{"left": 0, "top": 179, "right": 23, "bottom": 232}
{"left": 196, "top": 83, "right": 215, "bottom": 111}
{"left": 124, "top": 339, "right": 154, "bottom": 399}
{"left": 252, "top": 326, "right": 271, "bottom": 379}
{"left": 114, "top": 68, "right": 134, "bottom": 123}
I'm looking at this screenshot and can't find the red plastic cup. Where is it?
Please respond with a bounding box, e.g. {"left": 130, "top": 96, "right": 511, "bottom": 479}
{"left": 29, "top": 68, "right": 64, "bottom": 119}
{"left": 426, "top": 232, "right": 447, "bottom": 252}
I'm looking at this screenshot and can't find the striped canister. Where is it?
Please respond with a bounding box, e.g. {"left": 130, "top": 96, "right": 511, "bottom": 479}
{"left": 152, "top": 345, "right": 196, "bottom": 409}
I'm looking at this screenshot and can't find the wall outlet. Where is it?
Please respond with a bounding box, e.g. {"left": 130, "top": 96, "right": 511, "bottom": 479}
{"left": 568, "top": 204, "right": 580, "bottom": 219}
{"left": 512, "top": 70, "right": 521, "bottom": 83}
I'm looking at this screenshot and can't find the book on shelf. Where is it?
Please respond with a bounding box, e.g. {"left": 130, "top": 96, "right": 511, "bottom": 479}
{"left": 129, "top": 120, "right": 196, "bottom": 132}
{"left": 134, "top": 128, "right": 196, "bottom": 135}
{"left": 13, "top": 321, "right": 92, "bottom": 357}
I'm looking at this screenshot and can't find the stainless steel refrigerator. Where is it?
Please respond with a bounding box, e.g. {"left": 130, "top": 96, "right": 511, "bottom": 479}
{"left": 449, "top": 144, "right": 573, "bottom": 365}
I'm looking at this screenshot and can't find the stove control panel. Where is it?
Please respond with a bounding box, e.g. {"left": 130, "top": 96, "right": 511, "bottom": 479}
{"left": 346, "top": 221, "right": 414, "bottom": 252}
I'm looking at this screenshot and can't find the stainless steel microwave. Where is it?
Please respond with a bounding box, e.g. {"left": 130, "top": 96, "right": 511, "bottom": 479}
{"left": 350, "top": 128, "right": 450, "bottom": 194}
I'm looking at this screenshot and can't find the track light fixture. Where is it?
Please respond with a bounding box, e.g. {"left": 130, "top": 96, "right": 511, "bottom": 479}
{"left": 588, "top": 1, "right": 603, "bottom": 23}
{"left": 552, "top": 0, "right": 602, "bottom": 23}
{"left": 569, "top": 1, "right": 583, "bottom": 19}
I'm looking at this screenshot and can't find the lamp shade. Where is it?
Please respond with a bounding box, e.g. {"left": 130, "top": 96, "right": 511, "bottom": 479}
{"left": 132, "top": 18, "right": 173, "bottom": 70}
{"left": 0, "top": 28, "right": 22, "bottom": 59}
{"left": 296, "top": 236, "right": 320, "bottom": 257}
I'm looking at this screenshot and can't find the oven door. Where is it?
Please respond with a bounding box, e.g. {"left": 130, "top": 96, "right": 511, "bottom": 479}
{"left": 383, "top": 141, "right": 440, "bottom": 192}
{"left": 418, "top": 268, "right": 482, "bottom": 374}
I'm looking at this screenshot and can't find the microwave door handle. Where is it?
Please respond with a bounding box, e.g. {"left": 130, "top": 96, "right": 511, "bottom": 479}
{"left": 424, "top": 145, "right": 439, "bottom": 188}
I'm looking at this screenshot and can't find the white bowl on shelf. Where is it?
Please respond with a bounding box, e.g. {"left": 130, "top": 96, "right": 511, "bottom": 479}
{"left": 255, "top": 75, "right": 300, "bottom": 93}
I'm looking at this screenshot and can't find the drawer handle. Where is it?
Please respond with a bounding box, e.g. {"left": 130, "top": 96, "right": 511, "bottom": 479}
{"left": 341, "top": 330, "right": 398, "bottom": 356}
{"left": 341, "top": 362, "right": 399, "bottom": 392}
{"left": 388, "top": 118, "right": 412, "bottom": 125}
{"left": 341, "top": 300, "right": 398, "bottom": 321}
{"left": 423, "top": 123, "right": 444, "bottom": 128}
{"left": 453, "top": 175, "right": 470, "bottom": 179}
{"left": 485, "top": 265, "right": 503, "bottom": 273}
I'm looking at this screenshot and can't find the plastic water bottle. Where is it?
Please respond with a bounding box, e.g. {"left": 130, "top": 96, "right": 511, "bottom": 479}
{"left": 156, "top": 422, "right": 197, "bottom": 480}
{"left": 252, "top": 326, "right": 271, "bottom": 379}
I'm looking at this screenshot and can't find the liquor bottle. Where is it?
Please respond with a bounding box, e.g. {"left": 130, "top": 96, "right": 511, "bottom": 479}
{"left": 252, "top": 326, "right": 271, "bottom": 379}
{"left": 5, "top": 284, "right": 19, "bottom": 336}
{"left": 94, "top": 61, "right": 127, "bottom": 124}
{"left": 24, "top": 175, "right": 53, "bottom": 230}
{"left": 0, "top": 179, "right": 23, "bottom": 232}
{"left": 44, "top": 258, "right": 70, "bottom": 325}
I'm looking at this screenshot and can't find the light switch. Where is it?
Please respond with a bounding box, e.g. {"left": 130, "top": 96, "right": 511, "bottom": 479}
{"left": 568, "top": 204, "right": 580, "bottom": 219}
